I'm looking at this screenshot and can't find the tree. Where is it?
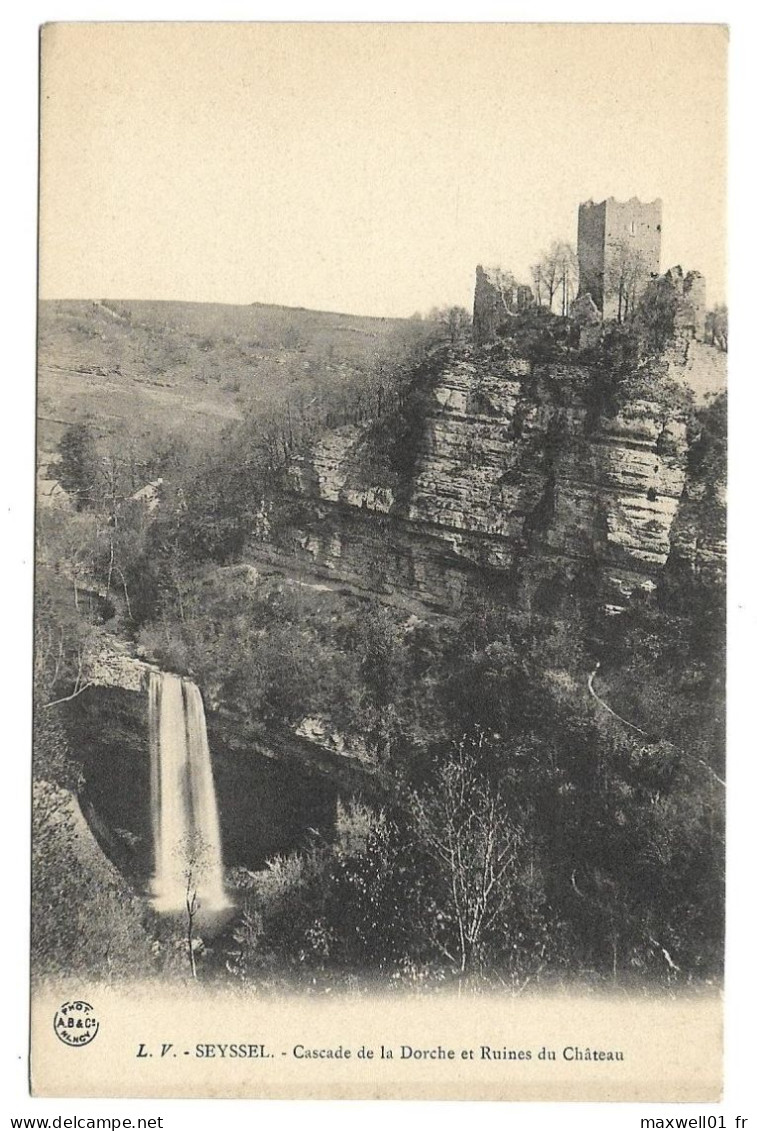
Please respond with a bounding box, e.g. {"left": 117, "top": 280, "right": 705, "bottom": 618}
{"left": 33, "top": 561, "right": 105, "bottom": 710}
{"left": 634, "top": 271, "right": 683, "bottom": 354}
{"left": 36, "top": 507, "right": 99, "bottom": 613}
{"left": 179, "top": 832, "right": 212, "bottom": 979}
{"left": 553, "top": 242, "right": 578, "bottom": 316}
{"left": 49, "top": 421, "right": 99, "bottom": 510}
{"left": 435, "top": 306, "right": 472, "bottom": 344}
{"left": 533, "top": 242, "right": 578, "bottom": 314}
{"left": 407, "top": 731, "right": 524, "bottom": 977}
{"left": 604, "top": 238, "right": 649, "bottom": 322}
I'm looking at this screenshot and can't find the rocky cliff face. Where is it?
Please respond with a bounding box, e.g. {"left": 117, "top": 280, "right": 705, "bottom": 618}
{"left": 669, "top": 479, "right": 727, "bottom": 583}
{"left": 254, "top": 343, "right": 700, "bottom": 608}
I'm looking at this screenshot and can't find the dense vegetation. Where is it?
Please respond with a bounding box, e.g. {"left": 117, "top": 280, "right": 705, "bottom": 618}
{"left": 33, "top": 302, "right": 726, "bottom": 992}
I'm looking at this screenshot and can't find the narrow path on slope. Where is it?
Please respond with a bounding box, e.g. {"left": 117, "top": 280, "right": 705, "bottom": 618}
{"left": 588, "top": 662, "right": 726, "bottom": 788}
{"left": 588, "top": 662, "right": 646, "bottom": 735}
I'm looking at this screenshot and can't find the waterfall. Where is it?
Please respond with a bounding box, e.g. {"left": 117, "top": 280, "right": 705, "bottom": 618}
{"left": 148, "top": 670, "right": 228, "bottom": 913}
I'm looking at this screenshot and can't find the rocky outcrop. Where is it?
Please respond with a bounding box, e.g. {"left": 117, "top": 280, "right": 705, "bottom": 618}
{"left": 408, "top": 356, "right": 687, "bottom": 570}
{"left": 257, "top": 344, "right": 693, "bottom": 608}
{"left": 669, "top": 480, "right": 726, "bottom": 583}
{"left": 86, "top": 638, "right": 159, "bottom": 692}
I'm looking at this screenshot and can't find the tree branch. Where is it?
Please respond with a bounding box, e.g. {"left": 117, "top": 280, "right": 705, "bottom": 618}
{"left": 43, "top": 682, "right": 94, "bottom": 709}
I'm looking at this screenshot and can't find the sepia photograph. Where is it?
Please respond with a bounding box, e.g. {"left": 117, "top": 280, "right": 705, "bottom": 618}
{"left": 30, "top": 21, "right": 728, "bottom": 1101}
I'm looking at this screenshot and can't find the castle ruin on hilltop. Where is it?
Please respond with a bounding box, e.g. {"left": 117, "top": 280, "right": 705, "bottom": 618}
{"left": 577, "top": 196, "right": 662, "bottom": 320}
{"left": 472, "top": 266, "right": 534, "bottom": 344}
{"left": 473, "top": 197, "right": 708, "bottom": 344}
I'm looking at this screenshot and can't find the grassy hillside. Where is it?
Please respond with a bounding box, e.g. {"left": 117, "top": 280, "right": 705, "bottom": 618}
{"left": 37, "top": 298, "right": 430, "bottom": 469}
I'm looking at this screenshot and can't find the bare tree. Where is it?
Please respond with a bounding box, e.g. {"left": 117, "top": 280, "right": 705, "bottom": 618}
{"left": 554, "top": 242, "right": 578, "bottom": 316}
{"left": 435, "top": 306, "right": 472, "bottom": 344}
{"left": 37, "top": 509, "right": 99, "bottom": 612}
{"left": 41, "top": 632, "right": 96, "bottom": 709}
{"left": 533, "top": 241, "right": 578, "bottom": 313}
{"left": 179, "top": 833, "right": 211, "bottom": 979}
{"left": 536, "top": 250, "right": 561, "bottom": 312}
{"left": 34, "top": 565, "right": 102, "bottom": 709}
{"left": 408, "top": 732, "right": 523, "bottom": 977}
{"left": 604, "top": 237, "right": 648, "bottom": 322}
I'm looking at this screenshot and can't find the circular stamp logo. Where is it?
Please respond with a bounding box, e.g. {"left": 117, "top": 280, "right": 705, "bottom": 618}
{"left": 53, "top": 1000, "right": 100, "bottom": 1047}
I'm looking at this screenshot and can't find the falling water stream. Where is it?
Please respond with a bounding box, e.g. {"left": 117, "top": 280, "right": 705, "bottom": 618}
{"left": 148, "top": 670, "right": 228, "bottom": 913}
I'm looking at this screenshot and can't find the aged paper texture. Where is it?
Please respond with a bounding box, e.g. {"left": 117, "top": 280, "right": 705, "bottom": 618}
{"left": 34, "top": 22, "right": 728, "bottom": 1101}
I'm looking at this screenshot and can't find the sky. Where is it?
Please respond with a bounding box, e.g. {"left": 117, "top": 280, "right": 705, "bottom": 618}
{"left": 39, "top": 23, "right": 728, "bottom": 317}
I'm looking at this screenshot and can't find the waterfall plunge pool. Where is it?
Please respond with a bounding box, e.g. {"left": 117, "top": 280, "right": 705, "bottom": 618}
{"left": 64, "top": 681, "right": 339, "bottom": 915}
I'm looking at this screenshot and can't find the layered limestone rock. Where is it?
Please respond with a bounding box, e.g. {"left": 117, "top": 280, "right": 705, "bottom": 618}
{"left": 287, "top": 426, "right": 362, "bottom": 502}
{"left": 263, "top": 345, "right": 693, "bottom": 608}
{"left": 287, "top": 425, "right": 395, "bottom": 513}
{"left": 407, "top": 354, "right": 687, "bottom": 572}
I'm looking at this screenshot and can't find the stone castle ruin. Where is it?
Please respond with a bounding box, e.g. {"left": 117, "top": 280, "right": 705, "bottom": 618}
{"left": 472, "top": 266, "right": 533, "bottom": 344}
{"left": 577, "top": 196, "right": 662, "bottom": 321}
{"left": 473, "top": 197, "right": 708, "bottom": 343}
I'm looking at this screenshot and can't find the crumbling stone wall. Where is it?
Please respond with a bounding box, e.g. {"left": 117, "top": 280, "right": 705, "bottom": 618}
{"left": 679, "top": 270, "right": 707, "bottom": 340}
{"left": 473, "top": 265, "right": 533, "bottom": 343}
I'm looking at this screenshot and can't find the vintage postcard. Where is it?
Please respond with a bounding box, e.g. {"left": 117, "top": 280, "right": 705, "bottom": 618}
{"left": 32, "top": 22, "right": 727, "bottom": 1100}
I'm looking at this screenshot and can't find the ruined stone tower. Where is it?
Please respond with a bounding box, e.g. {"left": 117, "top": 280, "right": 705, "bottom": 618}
{"left": 577, "top": 197, "right": 662, "bottom": 321}
{"left": 472, "top": 265, "right": 533, "bottom": 343}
